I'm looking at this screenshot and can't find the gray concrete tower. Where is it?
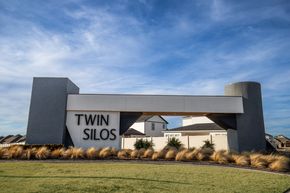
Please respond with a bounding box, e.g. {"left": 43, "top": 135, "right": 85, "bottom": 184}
{"left": 26, "top": 77, "right": 79, "bottom": 145}
{"left": 225, "top": 82, "right": 266, "bottom": 152}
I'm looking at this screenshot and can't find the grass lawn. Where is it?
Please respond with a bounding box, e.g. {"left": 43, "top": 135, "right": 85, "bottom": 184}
{"left": 0, "top": 161, "right": 289, "bottom": 193}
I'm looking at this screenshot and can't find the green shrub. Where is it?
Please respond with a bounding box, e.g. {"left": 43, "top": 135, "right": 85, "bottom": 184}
{"left": 166, "top": 137, "right": 183, "bottom": 150}
{"left": 201, "top": 140, "right": 215, "bottom": 150}
{"left": 134, "top": 139, "right": 153, "bottom": 150}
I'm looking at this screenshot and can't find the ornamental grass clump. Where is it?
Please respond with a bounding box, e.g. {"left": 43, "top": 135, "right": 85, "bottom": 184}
{"left": 12, "top": 146, "right": 24, "bottom": 159}
{"left": 111, "top": 147, "right": 118, "bottom": 157}
{"left": 250, "top": 153, "right": 268, "bottom": 168}
{"left": 131, "top": 148, "right": 146, "bottom": 159}
{"left": 152, "top": 149, "right": 167, "bottom": 160}
{"left": 193, "top": 148, "right": 213, "bottom": 161}
{"left": 35, "top": 147, "right": 50, "bottom": 160}
{"left": 165, "top": 149, "right": 177, "bottom": 160}
{"left": 138, "top": 148, "right": 146, "bottom": 158}
{"left": 210, "top": 150, "right": 231, "bottom": 164}
{"left": 130, "top": 149, "right": 139, "bottom": 159}
{"left": 3, "top": 146, "right": 24, "bottom": 159}
{"left": 232, "top": 154, "right": 250, "bottom": 166}
{"left": 0, "top": 146, "right": 23, "bottom": 159}
{"left": 117, "top": 149, "right": 132, "bottom": 159}
{"left": 262, "top": 154, "right": 280, "bottom": 164}
{"left": 0, "top": 148, "right": 5, "bottom": 159}
{"left": 99, "top": 147, "right": 113, "bottom": 158}
{"left": 268, "top": 156, "right": 290, "bottom": 172}
{"left": 21, "top": 148, "right": 35, "bottom": 160}
{"left": 63, "top": 148, "right": 73, "bottom": 159}
{"left": 143, "top": 148, "right": 154, "bottom": 158}
{"left": 175, "top": 149, "right": 190, "bottom": 161}
{"left": 85, "top": 147, "right": 97, "bottom": 159}
{"left": 185, "top": 150, "right": 197, "bottom": 161}
{"left": 0, "top": 148, "right": 10, "bottom": 159}
{"left": 51, "top": 148, "right": 66, "bottom": 159}
{"left": 71, "top": 147, "right": 84, "bottom": 159}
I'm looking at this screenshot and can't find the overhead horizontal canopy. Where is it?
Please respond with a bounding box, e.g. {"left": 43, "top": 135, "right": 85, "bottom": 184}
{"left": 66, "top": 94, "right": 244, "bottom": 115}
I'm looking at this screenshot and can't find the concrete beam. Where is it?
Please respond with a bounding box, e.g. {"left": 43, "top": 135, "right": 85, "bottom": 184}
{"left": 67, "top": 94, "right": 244, "bottom": 114}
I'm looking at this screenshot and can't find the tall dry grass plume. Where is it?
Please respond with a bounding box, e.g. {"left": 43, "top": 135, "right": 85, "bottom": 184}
{"left": 130, "top": 149, "right": 139, "bottom": 159}
{"left": 99, "top": 147, "right": 113, "bottom": 158}
{"left": 86, "top": 147, "right": 97, "bottom": 159}
{"left": 63, "top": 148, "right": 73, "bottom": 159}
{"left": 0, "top": 148, "right": 5, "bottom": 159}
{"left": 175, "top": 149, "right": 189, "bottom": 161}
{"left": 11, "top": 146, "right": 24, "bottom": 159}
{"left": 138, "top": 148, "right": 146, "bottom": 158}
{"left": 263, "top": 154, "right": 280, "bottom": 164}
{"left": 232, "top": 154, "right": 250, "bottom": 166}
{"left": 152, "top": 149, "right": 167, "bottom": 160}
{"left": 1, "top": 146, "right": 24, "bottom": 159}
{"left": 143, "top": 148, "right": 154, "bottom": 158}
{"left": 0, "top": 148, "right": 11, "bottom": 159}
{"left": 51, "top": 148, "right": 66, "bottom": 159}
{"left": 111, "top": 148, "right": 118, "bottom": 157}
{"left": 192, "top": 148, "right": 213, "bottom": 161}
{"left": 130, "top": 148, "right": 146, "bottom": 159}
{"left": 250, "top": 153, "right": 268, "bottom": 168}
{"left": 117, "top": 149, "right": 132, "bottom": 159}
{"left": 268, "top": 156, "right": 290, "bottom": 172}
{"left": 165, "top": 149, "right": 177, "bottom": 160}
{"left": 35, "top": 147, "right": 50, "bottom": 159}
{"left": 21, "top": 148, "right": 35, "bottom": 160}
{"left": 211, "top": 150, "right": 231, "bottom": 164}
{"left": 185, "top": 150, "right": 197, "bottom": 161}
{"left": 71, "top": 147, "right": 84, "bottom": 159}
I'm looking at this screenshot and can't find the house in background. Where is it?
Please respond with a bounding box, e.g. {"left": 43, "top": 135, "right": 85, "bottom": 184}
{"left": 124, "top": 115, "right": 168, "bottom": 137}
{"left": 163, "top": 116, "right": 228, "bottom": 150}
{"left": 123, "top": 128, "right": 145, "bottom": 138}
{"left": 0, "top": 134, "right": 26, "bottom": 147}
{"left": 163, "top": 123, "right": 228, "bottom": 150}
{"left": 182, "top": 116, "right": 213, "bottom": 126}
{"left": 275, "top": 135, "right": 290, "bottom": 150}
{"left": 163, "top": 123, "right": 227, "bottom": 138}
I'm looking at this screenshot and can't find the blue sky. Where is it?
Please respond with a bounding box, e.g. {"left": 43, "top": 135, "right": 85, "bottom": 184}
{"left": 0, "top": 0, "right": 290, "bottom": 137}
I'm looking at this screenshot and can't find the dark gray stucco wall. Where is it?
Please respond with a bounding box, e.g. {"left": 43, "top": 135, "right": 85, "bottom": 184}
{"left": 26, "top": 77, "right": 79, "bottom": 145}
{"left": 225, "top": 82, "right": 266, "bottom": 152}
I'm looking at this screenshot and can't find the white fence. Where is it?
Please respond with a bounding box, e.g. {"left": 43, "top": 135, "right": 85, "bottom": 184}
{"left": 0, "top": 135, "right": 228, "bottom": 150}
{"left": 121, "top": 134, "right": 228, "bottom": 150}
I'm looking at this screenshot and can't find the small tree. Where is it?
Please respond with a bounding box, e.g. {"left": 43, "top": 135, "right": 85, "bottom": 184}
{"left": 202, "top": 140, "right": 215, "bottom": 150}
{"left": 166, "top": 137, "right": 183, "bottom": 150}
{"left": 134, "top": 139, "right": 153, "bottom": 150}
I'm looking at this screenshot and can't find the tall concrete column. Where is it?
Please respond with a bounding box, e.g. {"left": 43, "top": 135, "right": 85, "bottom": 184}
{"left": 225, "top": 82, "right": 266, "bottom": 152}
{"left": 26, "top": 77, "right": 79, "bottom": 145}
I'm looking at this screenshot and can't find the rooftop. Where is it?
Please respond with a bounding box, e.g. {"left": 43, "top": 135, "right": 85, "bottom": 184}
{"left": 123, "top": 128, "right": 145, "bottom": 136}
{"left": 164, "top": 123, "right": 225, "bottom": 132}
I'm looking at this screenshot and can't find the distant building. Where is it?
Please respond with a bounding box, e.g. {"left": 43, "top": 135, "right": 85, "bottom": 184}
{"left": 124, "top": 115, "right": 168, "bottom": 137}
{"left": 0, "top": 134, "right": 26, "bottom": 146}
{"left": 163, "top": 123, "right": 226, "bottom": 138}
{"left": 123, "top": 128, "right": 145, "bottom": 138}
{"left": 275, "top": 135, "right": 290, "bottom": 150}
{"left": 182, "top": 116, "right": 213, "bottom": 126}
{"left": 163, "top": 116, "right": 228, "bottom": 150}
{"left": 163, "top": 123, "right": 228, "bottom": 150}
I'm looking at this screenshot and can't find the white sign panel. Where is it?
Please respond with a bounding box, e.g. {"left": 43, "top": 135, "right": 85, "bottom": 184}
{"left": 66, "top": 111, "right": 120, "bottom": 149}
